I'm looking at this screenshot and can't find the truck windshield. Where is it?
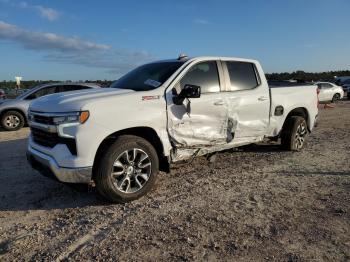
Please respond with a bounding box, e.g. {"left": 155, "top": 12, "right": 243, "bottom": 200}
{"left": 110, "top": 61, "right": 184, "bottom": 91}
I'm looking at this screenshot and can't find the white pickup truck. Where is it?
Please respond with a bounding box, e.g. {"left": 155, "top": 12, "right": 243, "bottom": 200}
{"left": 27, "top": 56, "right": 318, "bottom": 203}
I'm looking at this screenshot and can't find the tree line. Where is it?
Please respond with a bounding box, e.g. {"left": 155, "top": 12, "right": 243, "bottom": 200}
{"left": 0, "top": 80, "right": 113, "bottom": 89}
{"left": 265, "top": 70, "right": 350, "bottom": 82}
{"left": 1, "top": 70, "right": 350, "bottom": 89}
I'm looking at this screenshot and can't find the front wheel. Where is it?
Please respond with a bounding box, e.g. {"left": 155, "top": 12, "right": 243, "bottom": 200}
{"left": 1, "top": 111, "right": 25, "bottom": 131}
{"left": 281, "top": 116, "right": 308, "bottom": 151}
{"left": 95, "top": 135, "right": 159, "bottom": 203}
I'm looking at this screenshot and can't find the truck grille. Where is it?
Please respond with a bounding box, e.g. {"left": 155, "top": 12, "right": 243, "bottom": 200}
{"left": 31, "top": 127, "right": 77, "bottom": 155}
{"left": 31, "top": 127, "right": 59, "bottom": 148}
{"left": 32, "top": 114, "right": 54, "bottom": 125}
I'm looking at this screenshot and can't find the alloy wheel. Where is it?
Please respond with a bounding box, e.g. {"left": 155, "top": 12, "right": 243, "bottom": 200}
{"left": 294, "top": 122, "right": 307, "bottom": 149}
{"left": 111, "top": 148, "right": 152, "bottom": 193}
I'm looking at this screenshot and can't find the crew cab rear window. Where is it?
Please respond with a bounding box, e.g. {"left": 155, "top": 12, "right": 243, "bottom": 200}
{"left": 226, "top": 61, "right": 259, "bottom": 91}
{"left": 180, "top": 61, "right": 220, "bottom": 93}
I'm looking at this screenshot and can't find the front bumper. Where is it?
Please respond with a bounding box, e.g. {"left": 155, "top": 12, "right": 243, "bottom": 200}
{"left": 27, "top": 146, "right": 92, "bottom": 183}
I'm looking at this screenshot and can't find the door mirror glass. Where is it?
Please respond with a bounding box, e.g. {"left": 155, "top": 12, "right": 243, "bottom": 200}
{"left": 180, "top": 84, "right": 201, "bottom": 98}
{"left": 172, "top": 84, "right": 201, "bottom": 105}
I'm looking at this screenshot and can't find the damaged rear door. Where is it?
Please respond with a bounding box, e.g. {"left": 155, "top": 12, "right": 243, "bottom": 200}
{"left": 219, "top": 60, "right": 270, "bottom": 141}
{"left": 166, "top": 60, "right": 231, "bottom": 148}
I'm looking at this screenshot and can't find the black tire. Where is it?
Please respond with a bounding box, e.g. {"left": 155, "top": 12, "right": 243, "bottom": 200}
{"left": 95, "top": 135, "right": 159, "bottom": 203}
{"left": 1, "top": 110, "right": 25, "bottom": 131}
{"left": 281, "top": 116, "right": 308, "bottom": 151}
{"left": 332, "top": 93, "right": 340, "bottom": 103}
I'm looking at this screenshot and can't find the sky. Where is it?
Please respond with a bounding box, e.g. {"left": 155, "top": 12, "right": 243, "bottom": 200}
{"left": 0, "top": 0, "right": 349, "bottom": 81}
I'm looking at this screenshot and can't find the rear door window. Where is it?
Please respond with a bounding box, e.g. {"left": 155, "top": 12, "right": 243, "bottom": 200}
{"left": 318, "top": 83, "right": 332, "bottom": 89}
{"left": 225, "top": 61, "right": 260, "bottom": 91}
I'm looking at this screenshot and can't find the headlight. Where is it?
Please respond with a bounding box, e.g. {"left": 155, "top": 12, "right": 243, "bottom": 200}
{"left": 28, "top": 111, "right": 90, "bottom": 139}
{"left": 53, "top": 111, "right": 89, "bottom": 125}
{"left": 55, "top": 111, "right": 89, "bottom": 138}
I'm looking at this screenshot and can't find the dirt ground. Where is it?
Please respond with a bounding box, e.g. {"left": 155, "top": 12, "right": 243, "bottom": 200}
{"left": 0, "top": 101, "right": 349, "bottom": 262}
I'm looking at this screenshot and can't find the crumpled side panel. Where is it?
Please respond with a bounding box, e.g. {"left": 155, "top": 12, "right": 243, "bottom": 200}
{"left": 266, "top": 117, "right": 281, "bottom": 137}
{"left": 171, "top": 136, "right": 264, "bottom": 162}
{"left": 167, "top": 98, "right": 236, "bottom": 147}
{"left": 233, "top": 119, "right": 269, "bottom": 138}
{"left": 168, "top": 97, "right": 267, "bottom": 162}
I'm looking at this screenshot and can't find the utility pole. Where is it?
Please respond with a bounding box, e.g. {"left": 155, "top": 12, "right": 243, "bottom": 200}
{"left": 15, "top": 76, "right": 22, "bottom": 94}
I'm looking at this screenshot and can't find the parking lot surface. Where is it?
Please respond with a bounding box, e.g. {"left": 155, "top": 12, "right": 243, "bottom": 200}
{"left": 0, "top": 101, "right": 349, "bottom": 261}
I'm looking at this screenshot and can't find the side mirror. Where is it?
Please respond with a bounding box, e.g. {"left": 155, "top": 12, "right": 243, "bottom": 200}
{"left": 172, "top": 84, "right": 201, "bottom": 105}
{"left": 181, "top": 84, "right": 201, "bottom": 98}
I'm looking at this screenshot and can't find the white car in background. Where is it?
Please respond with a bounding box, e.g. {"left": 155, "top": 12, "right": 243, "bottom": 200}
{"left": 315, "top": 82, "right": 344, "bottom": 103}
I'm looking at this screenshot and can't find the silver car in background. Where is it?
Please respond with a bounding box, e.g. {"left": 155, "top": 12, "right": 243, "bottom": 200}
{"left": 0, "top": 83, "right": 101, "bottom": 131}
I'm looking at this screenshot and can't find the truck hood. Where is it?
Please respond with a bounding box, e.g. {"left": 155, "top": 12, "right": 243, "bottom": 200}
{"left": 30, "top": 88, "right": 135, "bottom": 112}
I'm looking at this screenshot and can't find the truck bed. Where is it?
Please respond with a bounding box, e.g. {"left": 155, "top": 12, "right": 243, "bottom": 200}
{"left": 268, "top": 81, "right": 314, "bottom": 88}
{"left": 267, "top": 83, "right": 318, "bottom": 137}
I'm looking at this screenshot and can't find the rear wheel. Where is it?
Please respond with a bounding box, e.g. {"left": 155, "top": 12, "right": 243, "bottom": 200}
{"left": 1, "top": 111, "right": 25, "bottom": 131}
{"left": 332, "top": 93, "right": 340, "bottom": 103}
{"left": 281, "top": 116, "right": 308, "bottom": 151}
{"left": 95, "top": 135, "right": 159, "bottom": 203}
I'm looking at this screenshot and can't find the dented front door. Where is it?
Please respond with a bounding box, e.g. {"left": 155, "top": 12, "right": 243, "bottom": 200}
{"left": 166, "top": 60, "right": 230, "bottom": 148}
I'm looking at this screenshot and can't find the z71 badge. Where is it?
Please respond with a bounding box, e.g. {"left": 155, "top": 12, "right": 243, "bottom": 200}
{"left": 142, "top": 95, "right": 160, "bottom": 101}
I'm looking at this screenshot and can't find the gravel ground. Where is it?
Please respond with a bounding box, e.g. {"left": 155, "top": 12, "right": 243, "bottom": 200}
{"left": 0, "top": 101, "right": 349, "bottom": 261}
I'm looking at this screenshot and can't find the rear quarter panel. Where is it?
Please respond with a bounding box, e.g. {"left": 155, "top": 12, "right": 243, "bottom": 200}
{"left": 268, "top": 85, "right": 318, "bottom": 137}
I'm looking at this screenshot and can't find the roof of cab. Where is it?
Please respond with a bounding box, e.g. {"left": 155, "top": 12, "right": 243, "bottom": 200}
{"left": 152, "top": 56, "right": 260, "bottom": 65}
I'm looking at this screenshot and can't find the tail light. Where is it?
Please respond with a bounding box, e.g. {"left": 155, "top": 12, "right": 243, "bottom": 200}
{"left": 316, "top": 87, "right": 320, "bottom": 107}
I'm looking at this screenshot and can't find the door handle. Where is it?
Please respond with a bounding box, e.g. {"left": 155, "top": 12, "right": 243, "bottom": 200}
{"left": 258, "top": 96, "right": 268, "bottom": 101}
{"left": 214, "top": 100, "right": 224, "bottom": 106}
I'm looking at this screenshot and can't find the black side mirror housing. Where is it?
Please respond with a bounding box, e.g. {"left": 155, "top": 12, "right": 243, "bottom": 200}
{"left": 181, "top": 84, "right": 201, "bottom": 98}
{"left": 172, "top": 84, "right": 201, "bottom": 105}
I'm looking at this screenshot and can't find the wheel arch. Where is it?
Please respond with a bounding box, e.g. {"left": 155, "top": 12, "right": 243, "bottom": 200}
{"left": 92, "top": 126, "right": 169, "bottom": 179}
{"left": 0, "top": 108, "right": 27, "bottom": 125}
{"left": 282, "top": 107, "right": 310, "bottom": 132}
